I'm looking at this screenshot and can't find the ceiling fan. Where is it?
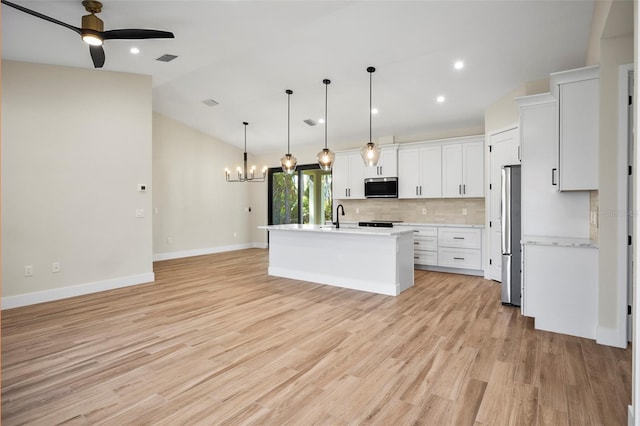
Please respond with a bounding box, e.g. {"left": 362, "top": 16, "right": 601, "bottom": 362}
{"left": 1, "top": 0, "right": 175, "bottom": 68}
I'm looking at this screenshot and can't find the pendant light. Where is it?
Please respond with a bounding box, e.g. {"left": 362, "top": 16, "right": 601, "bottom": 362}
{"left": 360, "top": 66, "right": 381, "bottom": 167}
{"left": 317, "top": 79, "right": 335, "bottom": 171}
{"left": 280, "top": 89, "right": 297, "bottom": 174}
{"left": 225, "top": 121, "right": 266, "bottom": 182}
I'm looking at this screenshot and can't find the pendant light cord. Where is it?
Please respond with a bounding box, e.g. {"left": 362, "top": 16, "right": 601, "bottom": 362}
{"left": 243, "top": 122, "right": 247, "bottom": 152}
{"left": 324, "top": 79, "right": 330, "bottom": 149}
{"left": 369, "top": 70, "right": 372, "bottom": 144}
{"left": 286, "top": 89, "right": 292, "bottom": 154}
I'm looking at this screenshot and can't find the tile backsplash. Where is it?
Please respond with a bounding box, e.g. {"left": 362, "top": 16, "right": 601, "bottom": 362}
{"left": 334, "top": 198, "right": 485, "bottom": 225}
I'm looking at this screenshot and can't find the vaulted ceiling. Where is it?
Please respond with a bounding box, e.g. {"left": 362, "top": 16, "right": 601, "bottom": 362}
{"left": 2, "top": 1, "right": 595, "bottom": 153}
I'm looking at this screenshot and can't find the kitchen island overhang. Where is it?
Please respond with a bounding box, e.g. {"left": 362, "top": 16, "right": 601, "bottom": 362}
{"left": 259, "top": 224, "right": 415, "bottom": 296}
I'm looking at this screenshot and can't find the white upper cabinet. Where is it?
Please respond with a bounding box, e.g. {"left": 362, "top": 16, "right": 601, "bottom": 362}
{"left": 398, "top": 145, "right": 442, "bottom": 198}
{"left": 333, "top": 151, "right": 365, "bottom": 199}
{"left": 442, "top": 139, "right": 484, "bottom": 198}
{"left": 551, "top": 65, "right": 599, "bottom": 191}
{"left": 364, "top": 145, "right": 398, "bottom": 179}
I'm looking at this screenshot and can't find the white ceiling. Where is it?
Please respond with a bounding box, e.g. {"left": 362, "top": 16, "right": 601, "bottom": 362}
{"left": 2, "top": 1, "right": 595, "bottom": 154}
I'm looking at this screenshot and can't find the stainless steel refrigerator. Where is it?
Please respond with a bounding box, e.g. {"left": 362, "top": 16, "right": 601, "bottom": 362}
{"left": 501, "top": 165, "right": 521, "bottom": 306}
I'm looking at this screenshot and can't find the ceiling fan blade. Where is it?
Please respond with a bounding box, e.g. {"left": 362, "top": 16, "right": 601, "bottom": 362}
{"left": 102, "top": 29, "right": 175, "bottom": 40}
{"left": 89, "top": 45, "right": 105, "bottom": 68}
{"left": 1, "top": 0, "right": 81, "bottom": 35}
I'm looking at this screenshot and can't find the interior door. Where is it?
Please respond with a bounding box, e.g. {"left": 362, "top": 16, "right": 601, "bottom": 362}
{"left": 488, "top": 127, "right": 520, "bottom": 281}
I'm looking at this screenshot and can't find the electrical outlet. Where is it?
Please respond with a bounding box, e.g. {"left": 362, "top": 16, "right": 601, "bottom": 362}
{"left": 462, "top": 208, "right": 468, "bottom": 216}
{"left": 356, "top": 208, "right": 360, "bottom": 214}
{"left": 422, "top": 208, "right": 427, "bottom": 215}
{"left": 24, "top": 265, "right": 33, "bottom": 277}
{"left": 136, "top": 209, "right": 144, "bottom": 218}
{"left": 52, "top": 262, "right": 61, "bottom": 273}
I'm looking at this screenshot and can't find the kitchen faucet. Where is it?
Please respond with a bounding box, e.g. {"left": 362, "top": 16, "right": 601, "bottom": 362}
{"left": 334, "top": 204, "right": 345, "bottom": 228}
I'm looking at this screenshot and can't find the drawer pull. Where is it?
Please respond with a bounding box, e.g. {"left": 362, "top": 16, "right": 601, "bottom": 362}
{"left": 453, "top": 237, "right": 465, "bottom": 240}
{"left": 454, "top": 257, "right": 465, "bottom": 260}
{"left": 414, "top": 256, "right": 419, "bottom": 259}
{"left": 414, "top": 242, "right": 420, "bottom": 245}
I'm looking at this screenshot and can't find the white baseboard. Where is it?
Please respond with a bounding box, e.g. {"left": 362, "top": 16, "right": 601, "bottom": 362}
{"left": 597, "top": 325, "right": 628, "bottom": 348}
{"left": 2, "top": 272, "right": 155, "bottom": 310}
{"left": 153, "top": 243, "right": 266, "bottom": 261}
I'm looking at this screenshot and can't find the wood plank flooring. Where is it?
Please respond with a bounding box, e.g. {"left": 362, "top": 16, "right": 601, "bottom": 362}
{"left": 1, "top": 248, "right": 632, "bottom": 425}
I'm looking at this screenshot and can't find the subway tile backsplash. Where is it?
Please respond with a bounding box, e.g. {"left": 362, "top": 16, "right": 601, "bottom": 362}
{"left": 335, "top": 198, "right": 485, "bottom": 225}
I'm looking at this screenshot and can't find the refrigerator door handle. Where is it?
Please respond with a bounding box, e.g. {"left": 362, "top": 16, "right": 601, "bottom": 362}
{"left": 501, "top": 167, "right": 511, "bottom": 255}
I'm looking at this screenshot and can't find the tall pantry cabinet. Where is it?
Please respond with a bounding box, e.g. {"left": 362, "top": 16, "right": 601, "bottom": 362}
{"left": 517, "top": 65, "right": 598, "bottom": 340}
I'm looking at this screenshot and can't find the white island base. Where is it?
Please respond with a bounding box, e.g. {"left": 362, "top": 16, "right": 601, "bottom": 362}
{"left": 261, "top": 224, "right": 414, "bottom": 296}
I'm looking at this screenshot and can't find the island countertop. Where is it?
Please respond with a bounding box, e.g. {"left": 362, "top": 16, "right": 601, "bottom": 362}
{"left": 259, "top": 223, "right": 414, "bottom": 296}
{"left": 259, "top": 224, "right": 415, "bottom": 237}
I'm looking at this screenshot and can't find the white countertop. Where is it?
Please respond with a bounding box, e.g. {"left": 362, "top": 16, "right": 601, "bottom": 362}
{"left": 340, "top": 222, "right": 484, "bottom": 229}
{"left": 259, "top": 224, "right": 415, "bottom": 236}
{"left": 521, "top": 235, "right": 598, "bottom": 248}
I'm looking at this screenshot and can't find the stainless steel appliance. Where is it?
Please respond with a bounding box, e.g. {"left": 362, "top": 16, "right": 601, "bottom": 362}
{"left": 357, "top": 220, "right": 403, "bottom": 228}
{"left": 501, "top": 164, "right": 521, "bottom": 306}
{"left": 364, "top": 177, "right": 398, "bottom": 198}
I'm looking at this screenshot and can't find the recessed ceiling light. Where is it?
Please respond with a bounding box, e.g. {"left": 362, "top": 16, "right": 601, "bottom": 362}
{"left": 371, "top": 108, "right": 378, "bottom": 114}
{"left": 454, "top": 60, "right": 464, "bottom": 70}
{"left": 437, "top": 95, "right": 445, "bottom": 103}
{"left": 130, "top": 47, "right": 140, "bottom": 54}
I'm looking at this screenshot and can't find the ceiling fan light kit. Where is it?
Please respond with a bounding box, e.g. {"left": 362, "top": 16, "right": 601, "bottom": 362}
{"left": 1, "top": 0, "right": 175, "bottom": 68}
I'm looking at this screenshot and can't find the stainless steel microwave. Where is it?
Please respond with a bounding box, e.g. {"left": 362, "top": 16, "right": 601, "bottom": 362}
{"left": 364, "top": 177, "right": 398, "bottom": 198}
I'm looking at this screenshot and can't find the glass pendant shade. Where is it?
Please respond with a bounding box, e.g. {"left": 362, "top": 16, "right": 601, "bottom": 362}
{"left": 317, "top": 78, "right": 335, "bottom": 171}
{"left": 280, "top": 89, "right": 297, "bottom": 174}
{"left": 360, "top": 66, "right": 380, "bottom": 167}
{"left": 360, "top": 142, "right": 381, "bottom": 167}
{"left": 280, "top": 153, "right": 297, "bottom": 174}
{"left": 317, "top": 148, "right": 335, "bottom": 171}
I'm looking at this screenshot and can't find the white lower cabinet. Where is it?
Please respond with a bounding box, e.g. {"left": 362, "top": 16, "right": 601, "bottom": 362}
{"left": 410, "top": 225, "right": 483, "bottom": 275}
{"left": 521, "top": 241, "right": 597, "bottom": 339}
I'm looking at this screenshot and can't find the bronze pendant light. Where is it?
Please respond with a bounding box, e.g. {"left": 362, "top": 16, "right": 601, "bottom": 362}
{"left": 280, "top": 89, "right": 298, "bottom": 174}
{"left": 360, "top": 66, "right": 381, "bottom": 167}
{"left": 317, "top": 79, "right": 335, "bottom": 171}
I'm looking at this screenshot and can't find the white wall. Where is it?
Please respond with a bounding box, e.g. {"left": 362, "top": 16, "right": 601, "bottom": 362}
{"left": 152, "top": 112, "right": 256, "bottom": 259}
{"left": 597, "top": 32, "right": 634, "bottom": 334}
{"left": 2, "top": 61, "right": 153, "bottom": 308}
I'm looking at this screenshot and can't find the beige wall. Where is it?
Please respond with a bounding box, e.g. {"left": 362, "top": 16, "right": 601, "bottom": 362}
{"left": 2, "top": 61, "right": 153, "bottom": 302}
{"left": 152, "top": 113, "right": 255, "bottom": 256}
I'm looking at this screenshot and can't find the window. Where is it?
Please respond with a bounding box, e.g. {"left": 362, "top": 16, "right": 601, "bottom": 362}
{"left": 268, "top": 164, "right": 332, "bottom": 225}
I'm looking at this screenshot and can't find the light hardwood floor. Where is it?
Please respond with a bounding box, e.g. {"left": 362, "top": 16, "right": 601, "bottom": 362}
{"left": 2, "top": 249, "right": 632, "bottom": 425}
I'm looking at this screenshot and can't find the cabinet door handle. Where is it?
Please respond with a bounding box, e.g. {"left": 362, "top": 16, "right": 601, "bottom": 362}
{"left": 416, "top": 186, "right": 419, "bottom": 196}
{"left": 454, "top": 257, "right": 465, "bottom": 260}
{"left": 414, "top": 256, "right": 420, "bottom": 259}
{"left": 552, "top": 168, "right": 557, "bottom": 186}
{"left": 420, "top": 186, "right": 423, "bottom": 195}
{"left": 463, "top": 184, "right": 466, "bottom": 194}
{"left": 414, "top": 242, "right": 420, "bottom": 245}
{"left": 453, "top": 237, "right": 465, "bottom": 239}
{"left": 459, "top": 184, "right": 462, "bottom": 195}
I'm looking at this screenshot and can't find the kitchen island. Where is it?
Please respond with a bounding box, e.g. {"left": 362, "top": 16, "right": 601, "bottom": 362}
{"left": 259, "top": 224, "right": 414, "bottom": 296}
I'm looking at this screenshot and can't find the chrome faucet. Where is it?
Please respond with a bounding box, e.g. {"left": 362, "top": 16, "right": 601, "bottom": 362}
{"left": 334, "top": 204, "right": 345, "bottom": 228}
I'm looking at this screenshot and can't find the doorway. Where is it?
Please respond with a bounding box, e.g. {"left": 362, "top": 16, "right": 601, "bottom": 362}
{"left": 268, "top": 164, "right": 332, "bottom": 225}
